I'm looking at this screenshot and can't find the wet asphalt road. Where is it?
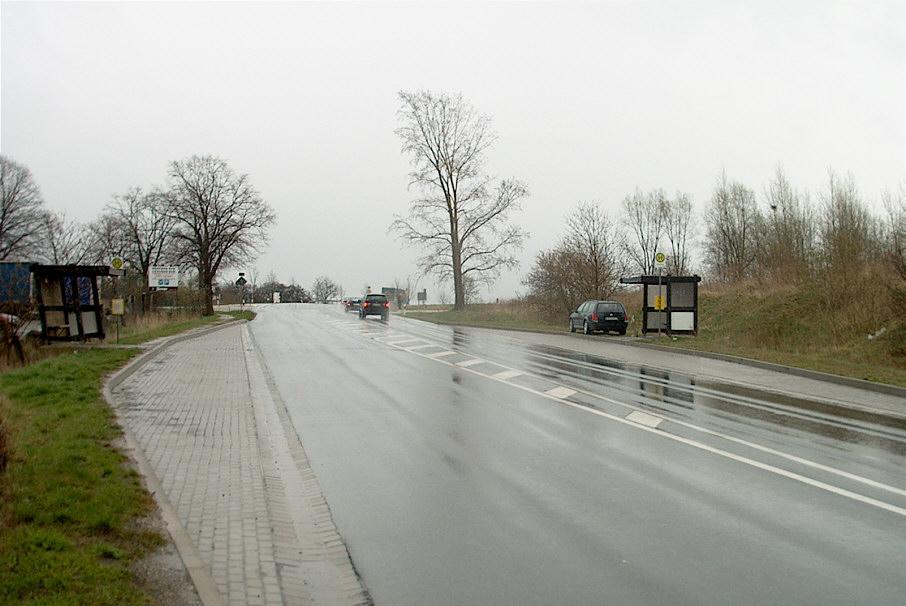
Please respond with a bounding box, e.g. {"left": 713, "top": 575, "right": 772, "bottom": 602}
{"left": 248, "top": 304, "right": 905, "bottom": 606}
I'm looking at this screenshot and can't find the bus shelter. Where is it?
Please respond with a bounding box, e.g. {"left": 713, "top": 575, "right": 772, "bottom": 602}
{"left": 620, "top": 274, "right": 702, "bottom": 335}
{"left": 31, "top": 264, "right": 123, "bottom": 342}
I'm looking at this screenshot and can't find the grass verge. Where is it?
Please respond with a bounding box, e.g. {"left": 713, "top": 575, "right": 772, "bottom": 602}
{"left": 0, "top": 347, "right": 159, "bottom": 605}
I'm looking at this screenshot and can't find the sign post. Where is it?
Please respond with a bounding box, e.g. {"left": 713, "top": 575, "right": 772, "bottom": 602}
{"left": 654, "top": 252, "right": 667, "bottom": 337}
{"left": 235, "top": 273, "right": 247, "bottom": 310}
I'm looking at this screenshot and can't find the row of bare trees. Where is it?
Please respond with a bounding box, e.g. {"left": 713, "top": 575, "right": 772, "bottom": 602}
{"left": 523, "top": 167, "right": 904, "bottom": 318}
{"left": 704, "top": 168, "right": 902, "bottom": 287}
{"left": 0, "top": 154, "right": 276, "bottom": 315}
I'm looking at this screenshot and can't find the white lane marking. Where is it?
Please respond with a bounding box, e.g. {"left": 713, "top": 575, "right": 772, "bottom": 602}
{"left": 427, "top": 350, "right": 458, "bottom": 359}
{"left": 456, "top": 358, "right": 486, "bottom": 368}
{"left": 627, "top": 410, "right": 663, "bottom": 428}
{"left": 407, "top": 343, "right": 442, "bottom": 351}
{"left": 383, "top": 339, "right": 423, "bottom": 346}
{"left": 493, "top": 370, "right": 523, "bottom": 380}
{"left": 546, "top": 386, "right": 577, "bottom": 400}
{"left": 379, "top": 333, "right": 906, "bottom": 513}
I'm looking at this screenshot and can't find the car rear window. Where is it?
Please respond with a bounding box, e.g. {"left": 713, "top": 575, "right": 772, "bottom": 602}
{"left": 597, "top": 303, "right": 624, "bottom": 314}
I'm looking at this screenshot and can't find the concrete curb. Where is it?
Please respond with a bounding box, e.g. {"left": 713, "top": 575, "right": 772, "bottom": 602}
{"left": 103, "top": 320, "right": 243, "bottom": 606}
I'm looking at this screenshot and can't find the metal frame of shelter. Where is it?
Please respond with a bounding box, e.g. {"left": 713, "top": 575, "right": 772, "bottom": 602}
{"left": 620, "top": 274, "right": 702, "bottom": 335}
{"left": 31, "top": 264, "right": 124, "bottom": 342}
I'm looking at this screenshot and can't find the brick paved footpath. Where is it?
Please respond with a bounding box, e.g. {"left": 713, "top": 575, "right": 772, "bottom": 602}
{"left": 107, "top": 322, "right": 371, "bottom": 606}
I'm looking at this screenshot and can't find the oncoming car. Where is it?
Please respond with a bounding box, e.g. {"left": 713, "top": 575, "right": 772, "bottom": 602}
{"left": 569, "top": 300, "right": 628, "bottom": 335}
{"left": 359, "top": 293, "right": 390, "bottom": 321}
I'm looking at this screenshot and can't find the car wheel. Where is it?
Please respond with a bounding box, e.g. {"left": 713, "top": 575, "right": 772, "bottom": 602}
{"left": 619, "top": 327, "right": 627, "bottom": 336}
{"left": 583, "top": 320, "right": 590, "bottom": 335}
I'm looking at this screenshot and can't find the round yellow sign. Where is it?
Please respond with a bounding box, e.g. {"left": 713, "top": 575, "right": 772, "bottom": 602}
{"left": 111, "top": 257, "right": 124, "bottom": 270}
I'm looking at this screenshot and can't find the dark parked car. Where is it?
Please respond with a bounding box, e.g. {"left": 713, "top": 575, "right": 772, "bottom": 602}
{"left": 569, "top": 300, "right": 628, "bottom": 335}
{"left": 345, "top": 298, "right": 362, "bottom": 313}
{"left": 360, "top": 293, "right": 390, "bottom": 321}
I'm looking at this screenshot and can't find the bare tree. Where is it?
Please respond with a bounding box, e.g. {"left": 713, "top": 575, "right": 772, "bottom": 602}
{"left": 662, "top": 192, "right": 694, "bottom": 275}
{"left": 564, "top": 201, "right": 624, "bottom": 298}
{"left": 703, "top": 172, "right": 763, "bottom": 281}
{"left": 882, "top": 183, "right": 906, "bottom": 281}
{"left": 392, "top": 90, "right": 528, "bottom": 310}
{"left": 621, "top": 188, "right": 666, "bottom": 275}
{"left": 523, "top": 201, "right": 624, "bottom": 316}
{"left": 0, "top": 155, "right": 47, "bottom": 261}
{"left": 39, "top": 211, "right": 95, "bottom": 264}
{"left": 760, "top": 166, "right": 816, "bottom": 282}
{"left": 165, "top": 155, "right": 276, "bottom": 315}
{"left": 105, "top": 187, "right": 176, "bottom": 277}
{"left": 311, "top": 275, "right": 340, "bottom": 303}
{"left": 818, "top": 170, "right": 879, "bottom": 282}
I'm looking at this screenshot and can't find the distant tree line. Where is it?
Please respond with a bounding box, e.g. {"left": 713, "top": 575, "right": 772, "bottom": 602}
{"left": 0, "top": 154, "right": 276, "bottom": 316}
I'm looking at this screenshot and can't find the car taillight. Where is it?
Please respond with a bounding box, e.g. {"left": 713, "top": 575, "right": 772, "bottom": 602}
{"left": 384, "top": 302, "right": 390, "bottom": 308}
{"left": 363, "top": 302, "right": 370, "bottom": 308}
{"left": 592, "top": 313, "right": 598, "bottom": 321}
{"left": 624, "top": 313, "right": 628, "bottom": 321}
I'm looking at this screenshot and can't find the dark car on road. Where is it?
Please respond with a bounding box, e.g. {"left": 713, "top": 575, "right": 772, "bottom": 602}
{"left": 569, "top": 300, "right": 628, "bottom": 335}
{"left": 360, "top": 293, "right": 390, "bottom": 321}
{"left": 345, "top": 298, "right": 362, "bottom": 313}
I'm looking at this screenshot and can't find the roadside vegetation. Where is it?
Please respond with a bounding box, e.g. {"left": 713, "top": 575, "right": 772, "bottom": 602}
{"left": 0, "top": 309, "right": 252, "bottom": 604}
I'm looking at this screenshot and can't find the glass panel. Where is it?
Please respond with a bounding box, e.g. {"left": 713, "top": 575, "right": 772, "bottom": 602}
{"left": 671, "top": 282, "right": 694, "bottom": 307}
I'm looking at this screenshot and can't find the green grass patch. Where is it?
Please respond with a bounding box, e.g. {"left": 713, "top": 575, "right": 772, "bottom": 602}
{"left": 0, "top": 347, "right": 166, "bottom": 605}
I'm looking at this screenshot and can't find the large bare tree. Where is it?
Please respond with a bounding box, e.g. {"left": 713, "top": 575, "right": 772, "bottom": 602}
{"left": 0, "top": 155, "right": 48, "bottom": 261}
{"left": 311, "top": 275, "right": 340, "bottom": 304}
{"left": 165, "top": 155, "right": 276, "bottom": 315}
{"left": 392, "top": 90, "right": 528, "bottom": 310}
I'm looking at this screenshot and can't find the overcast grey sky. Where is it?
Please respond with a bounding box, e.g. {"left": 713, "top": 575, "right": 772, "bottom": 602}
{"left": 2, "top": 1, "right": 903, "bottom": 301}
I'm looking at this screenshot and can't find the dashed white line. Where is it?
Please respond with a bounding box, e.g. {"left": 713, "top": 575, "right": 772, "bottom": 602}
{"left": 546, "top": 386, "right": 577, "bottom": 400}
{"left": 493, "top": 370, "right": 523, "bottom": 380}
{"left": 456, "top": 358, "right": 486, "bottom": 368}
{"left": 427, "top": 350, "right": 458, "bottom": 359}
{"left": 627, "top": 410, "right": 663, "bottom": 428}
{"left": 407, "top": 343, "right": 442, "bottom": 351}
